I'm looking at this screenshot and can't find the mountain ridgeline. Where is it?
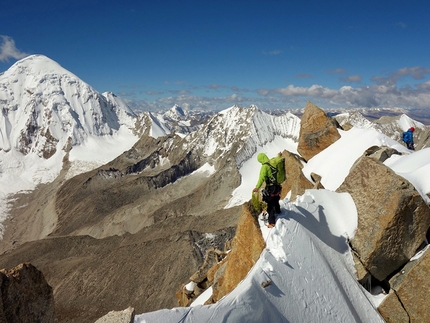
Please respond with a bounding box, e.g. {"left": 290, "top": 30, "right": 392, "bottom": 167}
{"left": 52, "top": 104, "right": 301, "bottom": 239}
{"left": 0, "top": 55, "right": 430, "bottom": 323}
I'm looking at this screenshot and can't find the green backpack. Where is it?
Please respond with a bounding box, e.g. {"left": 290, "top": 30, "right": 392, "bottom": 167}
{"left": 266, "top": 157, "right": 286, "bottom": 185}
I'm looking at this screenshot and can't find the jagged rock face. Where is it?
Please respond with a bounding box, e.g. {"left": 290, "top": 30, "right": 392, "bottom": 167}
{"left": 0, "top": 263, "right": 54, "bottom": 323}
{"left": 297, "top": 101, "right": 341, "bottom": 161}
{"left": 282, "top": 150, "right": 314, "bottom": 200}
{"left": 337, "top": 157, "right": 430, "bottom": 281}
{"left": 210, "top": 202, "right": 266, "bottom": 303}
{"left": 378, "top": 248, "right": 430, "bottom": 322}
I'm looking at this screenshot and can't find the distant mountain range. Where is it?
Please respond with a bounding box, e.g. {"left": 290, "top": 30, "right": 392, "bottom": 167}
{"left": 0, "top": 54, "right": 429, "bottom": 323}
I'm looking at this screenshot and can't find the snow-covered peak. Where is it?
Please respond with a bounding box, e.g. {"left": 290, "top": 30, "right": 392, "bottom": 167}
{"left": 0, "top": 55, "right": 139, "bottom": 208}
{"left": 0, "top": 54, "right": 137, "bottom": 154}
{"left": 186, "top": 105, "right": 300, "bottom": 167}
{"left": 396, "top": 114, "right": 425, "bottom": 131}
{"left": 335, "top": 111, "right": 374, "bottom": 129}
{"left": 164, "top": 104, "right": 187, "bottom": 120}
{"left": 4, "top": 54, "right": 75, "bottom": 79}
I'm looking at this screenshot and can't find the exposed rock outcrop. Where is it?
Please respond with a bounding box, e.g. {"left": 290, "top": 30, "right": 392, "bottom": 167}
{"left": 337, "top": 156, "right": 430, "bottom": 281}
{"left": 378, "top": 247, "right": 430, "bottom": 322}
{"left": 378, "top": 289, "right": 410, "bottom": 323}
{"left": 282, "top": 150, "right": 314, "bottom": 200}
{"left": 94, "top": 307, "right": 135, "bottom": 323}
{"left": 0, "top": 263, "right": 54, "bottom": 323}
{"left": 363, "top": 145, "right": 401, "bottom": 163}
{"left": 178, "top": 202, "right": 265, "bottom": 306}
{"left": 297, "top": 101, "right": 341, "bottom": 161}
{"left": 209, "top": 202, "right": 265, "bottom": 303}
{"left": 176, "top": 248, "right": 228, "bottom": 306}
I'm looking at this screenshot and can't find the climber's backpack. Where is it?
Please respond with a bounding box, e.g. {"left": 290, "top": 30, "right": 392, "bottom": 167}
{"left": 262, "top": 157, "right": 286, "bottom": 198}
{"left": 266, "top": 157, "right": 286, "bottom": 185}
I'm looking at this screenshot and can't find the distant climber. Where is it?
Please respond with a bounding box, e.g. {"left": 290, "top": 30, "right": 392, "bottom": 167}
{"left": 402, "top": 127, "right": 415, "bottom": 150}
{"left": 253, "top": 152, "right": 285, "bottom": 228}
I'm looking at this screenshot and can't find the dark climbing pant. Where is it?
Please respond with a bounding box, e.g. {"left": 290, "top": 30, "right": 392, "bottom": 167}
{"left": 263, "top": 194, "right": 280, "bottom": 225}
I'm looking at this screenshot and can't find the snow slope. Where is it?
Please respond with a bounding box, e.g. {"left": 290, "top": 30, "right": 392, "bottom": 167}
{"left": 135, "top": 194, "right": 385, "bottom": 323}
{"left": 135, "top": 127, "right": 430, "bottom": 323}
{"left": 302, "top": 127, "right": 410, "bottom": 191}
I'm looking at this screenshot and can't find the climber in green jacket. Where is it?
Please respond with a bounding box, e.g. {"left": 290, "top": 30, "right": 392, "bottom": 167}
{"left": 253, "top": 152, "right": 283, "bottom": 228}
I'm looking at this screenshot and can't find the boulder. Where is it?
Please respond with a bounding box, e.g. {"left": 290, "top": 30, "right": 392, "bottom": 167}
{"left": 363, "top": 145, "right": 401, "bottom": 163}
{"left": 378, "top": 247, "right": 430, "bottom": 322}
{"left": 94, "top": 307, "right": 135, "bottom": 323}
{"left": 377, "top": 290, "right": 409, "bottom": 323}
{"left": 176, "top": 248, "right": 227, "bottom": 306}
{"left": 297, "top": 101, "right": 341, "bottom": 161}
{"left": 0, "top": 263, "right": 54, "bottom": 323}
{"left": 210, "top": 202, "right": 266, "bottom": 302}
{"left": 337, "top": 156, "right": 430, "bottom": 281}
{"left": 282, "top": 150, "right": 314, "bottom": 201}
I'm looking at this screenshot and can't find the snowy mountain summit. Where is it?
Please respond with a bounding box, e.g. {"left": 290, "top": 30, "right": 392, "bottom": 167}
{"left": 0, "top": 54, "right": 136, "bottom": 157}
{"left": 164, "top": 104, "right": 187, "bottom": 120}
{"left": 0, "top": 55, "right": 140, "bottom": 215}
{"left": 187, "top": 104, "right": 301, "bottom": 168}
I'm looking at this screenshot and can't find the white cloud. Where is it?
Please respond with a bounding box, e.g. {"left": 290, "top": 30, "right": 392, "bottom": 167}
{"left": 372, "top": 66, "right": 430, "bottom": 86}
{"left": 273, "top": 84, "right": 338, "bottom": 98}
{"left": 0, "top": 35, "right": 29, "bottom": 62}
{"left": 126, "top": 66, "right": 430, "bottom": 111}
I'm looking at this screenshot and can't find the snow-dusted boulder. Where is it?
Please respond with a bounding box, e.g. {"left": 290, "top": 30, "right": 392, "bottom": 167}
{"left": 337, "top": 156, "right": 430, "bottom": 281}
{"left": 363, "top": 145, "right": 402, "bottom": 163}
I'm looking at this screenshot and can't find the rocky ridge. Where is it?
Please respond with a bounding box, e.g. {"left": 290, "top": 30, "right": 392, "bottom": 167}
{"left": 171, "top": 102, "right": 430, "bottom": 323}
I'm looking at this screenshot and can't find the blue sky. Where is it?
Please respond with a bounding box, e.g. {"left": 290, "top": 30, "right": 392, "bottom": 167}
{"left": 1, "top": 0, "right": 430, "bottom": 112}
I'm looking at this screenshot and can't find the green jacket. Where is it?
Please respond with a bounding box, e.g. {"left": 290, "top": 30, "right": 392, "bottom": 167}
{"left": 255, "top": 153, "right": 283, "bottom": 189}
